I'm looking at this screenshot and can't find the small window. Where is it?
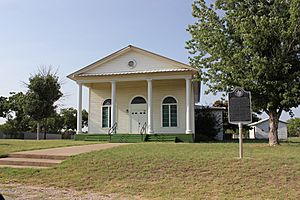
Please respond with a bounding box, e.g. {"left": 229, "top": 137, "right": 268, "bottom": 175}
{"left": 131, "top": 97, "right": 146, "bottom": 104}
{"left": 102, "top": 99, "right": 111, "bottom": 128}
{"left": 162, "top": 97, "right": 177, "bottom": 127}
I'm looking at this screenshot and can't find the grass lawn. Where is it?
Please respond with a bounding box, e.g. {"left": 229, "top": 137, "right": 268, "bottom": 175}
{"left": 0, "top": 139, "right": 97, "bottom": 157}
{"left": 0, "top": 138, "right": 299, "bottom": 199}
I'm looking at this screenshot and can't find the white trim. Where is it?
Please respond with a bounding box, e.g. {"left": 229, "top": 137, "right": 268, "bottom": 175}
{"left": 129, "top": 95, "right": 147, "bottom": 134}
{"left": 111, "top": 81, "right": 117, "bottom": 132}
{"left": 248, "top": 118, "right": 287, "bottom": 126}
{"left": 185, "top": 78, "right": 192, "bottom": 134}
{"left": 161, "top": 96, "right": 179, "bottom": 128}
{"left": 67, "top": 45, "right": 197, "bottom": 80}
{"left": 101, "top": 98, "right": 112, "bottom": 129}
{"left": 88, "top": 87, "right": 91, "bottom": 133}
{"left": 147, "top": 79, "right": 154, "bottom": 134}
{"left": 76, "top": 83, "right": 83, "bottom": 134}
{"left": 77, "top": 74, "right": 193, "bottom": 84}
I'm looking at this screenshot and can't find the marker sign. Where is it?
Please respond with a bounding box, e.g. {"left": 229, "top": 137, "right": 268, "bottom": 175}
{"left": 228, "top": 88, "right": 252, "bottom": 125}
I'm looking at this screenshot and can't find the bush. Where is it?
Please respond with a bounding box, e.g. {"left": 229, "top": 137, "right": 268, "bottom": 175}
{"left": 287, "top": 118, "right": 300, "bottom": 137}
{"left": 195, "top": 109, "right": 222, "bottom": 141}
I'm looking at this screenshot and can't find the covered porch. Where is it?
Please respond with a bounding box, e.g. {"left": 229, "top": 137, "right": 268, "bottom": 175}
{"left": 75, "top": 72, "right": 196, "bottom": 135}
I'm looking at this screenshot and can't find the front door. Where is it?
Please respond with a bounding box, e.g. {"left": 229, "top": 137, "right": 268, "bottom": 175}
{"left": 130, "top": 97, "right": 147, "bottom": 134}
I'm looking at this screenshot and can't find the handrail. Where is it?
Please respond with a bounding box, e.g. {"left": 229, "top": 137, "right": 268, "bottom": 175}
{"left": 140, "top": 122, "right": 147, "bottom": 141}
{"left": 108, "top": 122, "right": 117, "bottom": 135}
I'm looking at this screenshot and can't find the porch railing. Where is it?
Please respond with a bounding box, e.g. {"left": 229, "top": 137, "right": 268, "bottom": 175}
{"left": 108, "top": 122, "right": 117, "bottom": 141}
{"left": 140, "top": 122, "right": 147, "bottom": 141}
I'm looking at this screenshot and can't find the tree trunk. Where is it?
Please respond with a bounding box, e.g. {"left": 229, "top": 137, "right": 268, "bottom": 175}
{"left": 44, "top": 123, "right": 47, "bottom": 140}
{"left": 268, "top": 111, "right": 279, "bottom": 146}
{"left": 37, "top": 122, "right": 40, "bottom": 140}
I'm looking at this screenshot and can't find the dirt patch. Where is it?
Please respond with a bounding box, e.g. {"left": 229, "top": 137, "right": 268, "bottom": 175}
{"left": 0, "top": 184, "right": 129, "bottom": 200}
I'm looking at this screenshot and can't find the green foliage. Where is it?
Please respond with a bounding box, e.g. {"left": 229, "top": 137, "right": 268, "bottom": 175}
{"left": 187, "top": 0, "right": 300, "bottom": 145}
{"left": 6, "top": 92, "right": 32, "bottom": 132}
{"left": 187, "top": 0, "right": 300, "bottom": 113}
{"left": 60, "top": 108, "right": 77, "bottom": 131}
{"left": 24, "top": 68, "right": 63, "bottom": 122}
{"left": 60, "top": 108, "right": 88, "bottom": 131}
{"left": 0, "top": 122, "right": 17, "bottom": 134}
{"left": 287, "top": 118, "right": 300, "bottom": 137}
{"left": 0, "top": 96, "right": 8, "bottom": 118}
{"left": 195, "top": 109, "right": 221, "bottom": 141}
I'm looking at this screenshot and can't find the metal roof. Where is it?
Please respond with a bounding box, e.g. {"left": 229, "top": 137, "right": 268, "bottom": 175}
{"left": 248, "top": 118, "right": 287, "bottom": 126}
{"left": 77, "top": 68, "right": 193, "bottom": 77}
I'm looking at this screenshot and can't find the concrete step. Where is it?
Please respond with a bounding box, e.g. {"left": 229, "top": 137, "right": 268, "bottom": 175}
{"left": 0, "top": 157, "right": 63, "bottom": 167}
{"left": 9, "top": 153, "right": 68, "bottom": 160}
{"left": 0, "top": 164, "right": 50, "bottom": 169}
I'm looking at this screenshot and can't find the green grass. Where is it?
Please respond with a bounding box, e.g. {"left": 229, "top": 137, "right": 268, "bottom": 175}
{"left": 0, "top": 139, "right": 97, "bottom": 157}
{"left": 0, "top": 138, "right": 299, "bottom": 199}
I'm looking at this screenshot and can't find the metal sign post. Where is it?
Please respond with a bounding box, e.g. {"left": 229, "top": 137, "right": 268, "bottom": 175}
{"left": 238, "top": 123, "right": 243, "bottom": 159}
{"left": 228, "top": 88, "right": 252, "bottom": 159}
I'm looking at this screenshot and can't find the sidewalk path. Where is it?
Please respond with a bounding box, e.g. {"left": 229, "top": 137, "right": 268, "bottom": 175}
{"left": 0, "top": 143, "right": 130, "bottom": 168}
{"left": 11, "top": 143, "right": 129, "bottom": 157}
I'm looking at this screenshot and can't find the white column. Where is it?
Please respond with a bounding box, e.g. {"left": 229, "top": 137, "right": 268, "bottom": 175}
{"left": 147, "top": 79, "right": 154, "bottom": 134}
{"left": 111, "top": 81, "right": 117, "bottom": 132}
{"left": 76, "top": 83, "right": 83, "bottom": 134}
{"left": 185, "top": 78, "right": 192, "bottom": 134}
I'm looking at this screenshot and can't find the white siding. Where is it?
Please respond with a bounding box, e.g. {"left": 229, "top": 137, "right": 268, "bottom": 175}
{"left": 249, "top": 121, "right": 287, "bottom": 140}
{"left": 88, "top": 79, "right": 191, "bottom": 134}
{"left": 85, "top": 50, "right": 185, "bottom": 75}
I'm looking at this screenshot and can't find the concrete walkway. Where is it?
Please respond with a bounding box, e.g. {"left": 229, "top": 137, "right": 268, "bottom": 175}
{"left": 0, "top": 143, "right": 130, "bottom": 168}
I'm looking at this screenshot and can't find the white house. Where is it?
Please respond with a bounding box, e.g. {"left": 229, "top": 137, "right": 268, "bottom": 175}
{"left": 248, "top": 118, "right": 288, "bottom": 140}
{"left": 67, "top": 45, "right": 199, "bottom": 136}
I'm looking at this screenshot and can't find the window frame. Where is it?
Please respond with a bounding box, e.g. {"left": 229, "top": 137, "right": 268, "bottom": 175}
{"left": 161, "top": 96, "right": 178, "bottom": 128}
{"left": 101, "top": 99, "right": 112, "bottom": 128}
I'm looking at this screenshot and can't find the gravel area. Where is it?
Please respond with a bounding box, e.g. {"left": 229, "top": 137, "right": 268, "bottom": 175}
{"left": 0, "top": 184, "right": 129, "bottom": 200}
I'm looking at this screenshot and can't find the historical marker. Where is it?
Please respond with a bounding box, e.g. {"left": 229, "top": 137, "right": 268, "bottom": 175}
{"left": 228, "top": 87, "right": 252, "bottom": 159}
{"left": 228, "top": 88, "right": 252, "bottom": 124}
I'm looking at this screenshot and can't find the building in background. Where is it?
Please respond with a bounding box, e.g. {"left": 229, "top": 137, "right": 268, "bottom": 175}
{"left": 248, "top": 119, "right": 288, "bottom": 140}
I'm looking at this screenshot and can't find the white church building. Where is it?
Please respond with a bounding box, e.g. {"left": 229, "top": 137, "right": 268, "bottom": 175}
{"left": 68, "top": 45, "right": 199, "bottom": 137}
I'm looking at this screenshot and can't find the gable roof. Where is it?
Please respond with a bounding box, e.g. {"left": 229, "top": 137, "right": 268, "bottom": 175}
{"left": 248, "top": 118, "right": 287, "bottom": 126}
{"left": 67, "top": 45, "right": 198, "bottom": 80}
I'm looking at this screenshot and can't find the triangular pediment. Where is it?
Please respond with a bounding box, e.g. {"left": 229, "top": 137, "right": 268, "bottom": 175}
{"left": 68, "top": 45, "right": 197, "bottom": 79}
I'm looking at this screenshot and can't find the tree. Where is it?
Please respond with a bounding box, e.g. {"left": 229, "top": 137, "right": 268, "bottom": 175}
{"left": 60, "top": 107, "right": 88, "bottom": 132}
{"left": 24, "top": 68, "right": 63, "bottom": 140}
{"left": 60, "top": 108, "right": 77, "bottom": 131}
{"left": 187, "top": 0, "right": 300, "bottom": 145}
{"left": 0, "top": 96, "right": 8, "bottom": 118}
{"left": 41, "top": 113, "right": 63, "bottom": 139}
{"left": 195, "top": 108, "right": 222, "bottom": 141}
{"left": 287, "top": 118, "right": 300, "bottom": 137}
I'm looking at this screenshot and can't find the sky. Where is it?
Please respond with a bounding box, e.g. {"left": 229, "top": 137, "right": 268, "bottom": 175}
{"left": 0, "top": 0, "right": 298, "bottom": 124}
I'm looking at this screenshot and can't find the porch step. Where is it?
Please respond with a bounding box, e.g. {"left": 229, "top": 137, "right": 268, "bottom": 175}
{"left": 145, "top": 135, "right": 176, "bottom": 142}
{"left": 0, "top": 164, "right": 50, "bottom": 169}
{"left": 0, "top": 157, "right": 63, "bottom": 167}
{"left": 110, "top": 134, "right": 144, "bottom": 143}
{"left": 84, "top": 135, "right": 110, "bottom": 142}
{"left": 9, "top": 153, "right": 68, "bottom": 160}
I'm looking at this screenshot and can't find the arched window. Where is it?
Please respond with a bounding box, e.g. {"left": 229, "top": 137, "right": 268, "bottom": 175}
{"left": 162, "top": 97, "right": 177, "bottom": 127}
{"left": 102, "top": 99, "right": 111, "bottom": 128}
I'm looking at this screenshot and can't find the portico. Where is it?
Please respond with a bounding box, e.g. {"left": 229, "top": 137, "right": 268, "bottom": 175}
{"left": 68, "top": 45, "right": 199, "bottom": 135}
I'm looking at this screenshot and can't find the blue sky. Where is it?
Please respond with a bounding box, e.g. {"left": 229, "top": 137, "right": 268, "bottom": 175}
{"left": 0, "top": 0, "right": 298, "bottom": 122}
